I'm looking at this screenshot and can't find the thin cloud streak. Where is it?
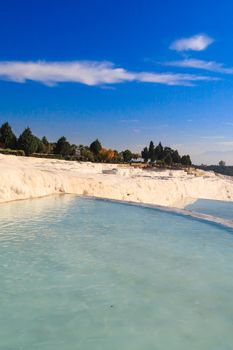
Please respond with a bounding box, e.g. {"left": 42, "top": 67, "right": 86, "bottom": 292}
{"left": 218, "top": 141, "right": 233, "bottom": 146}
{"left": 165, "top": 59, "right": 233, "bottom": 74}
{"left": 0, "top": 60, "right": 216, "bottom": 87}
{"left": 200, "top": 136, "right": 226, "bottom": 140}
{"left": 170, "top": 34, "right": 214, "bottom": 52}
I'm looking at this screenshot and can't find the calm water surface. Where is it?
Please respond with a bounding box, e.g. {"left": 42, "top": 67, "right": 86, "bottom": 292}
{"left": 186, "top": 199, "right": 233, "bottom": 221}
{"left": 1, "top": 195, "right": 233, "bottom": 350}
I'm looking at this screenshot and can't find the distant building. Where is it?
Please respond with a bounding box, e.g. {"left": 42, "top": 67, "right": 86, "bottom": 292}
{"left": 131, "top": 157, "right": 144, "bottom": 163}
{"left": 75, "top": 148, "right": 81, "bottom": 157}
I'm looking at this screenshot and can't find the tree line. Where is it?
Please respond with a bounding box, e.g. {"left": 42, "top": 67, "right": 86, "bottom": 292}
{"left": 0, "top": 122, "right": 137, "bottom": 162}
{"left": 0, "top": 122, "right": 192, "bottom": 166}
{"left": 141, "top": 141, "right": 191, "bottom": 166}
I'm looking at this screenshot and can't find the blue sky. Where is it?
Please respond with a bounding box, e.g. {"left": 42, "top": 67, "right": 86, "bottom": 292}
{"left": 1, "top": 0, "right": 233, "bottom": 164}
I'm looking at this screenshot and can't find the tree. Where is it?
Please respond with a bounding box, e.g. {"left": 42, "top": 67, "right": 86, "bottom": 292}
{"left": 122, "top": 149, "right": 132, "bottom": 162}
{"left": 141, "top": 147, "right": 149, "bottom": 162}
{"left": 90, "top": 139, "right": 102, "bottom": 155}
{"left": 181, "top": 155, "right": 192, "bottom": 166}
{"left": 17, "top": 128, "right": 38, "bottom": 155}
{"left": 172, "top": 150, "right": 181, "bottom": 164}
{"left": 41, "top": 136, "right": 51, "bottom": 154}
{"left": 70, "top": 144, "right": 78, "bottom": 156}
{"left": 112, "top": 150, "right": 122, "bottom": 163}
{"left": 155, "top": 142, "right": 164, "bottom": 160}
{"left": 81, "top": 147, "right": 94, "bottom": 161}
{"left": 219, "top": 160, "right": 226, "bottom": 167}
{"left": 132, "top": 153, "right": 140, "bottom": 159}
{"left": 149, "top": 141, "right": 156, "bottom": 162}
{"left": 54, "top": 137, "right": 71, "bottom": 156}
{"left": 164, "top": 153, "right": 172, "bottom": 166}
{"left": 0, "top": 122, "right": 17, "bottom": 149}
{"left": 99, "top": 148, "right": 117, "bottom": 162}
{"left": 163, "top": 146, "right": 172, "bottom": 156}
{"left": 34, "top": 137, "right": 44, "bottom": 153}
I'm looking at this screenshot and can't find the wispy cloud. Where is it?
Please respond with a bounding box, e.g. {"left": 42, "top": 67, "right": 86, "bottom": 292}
{"left": 0, "top": 60, "right": 216, "bottom": 87}
{"left": 171, "top": 143, "right": 183, "bottom": 149}
{"left": 165, "top": 59, "right": 233, "bottom": 74}
{"left": 135, "top": 72, "right": 215, "bottom": 86}
{"left": 0, "top": 61, "right": 134, "bottom": 86}
{"left": 170, "top": 34, "right": 214, "bottom": 52}
{"left": 200, "top": 136, "right": 226, "bottom": 140}
{"left": 217, "top": 141, "right": 233, "bottom": 146}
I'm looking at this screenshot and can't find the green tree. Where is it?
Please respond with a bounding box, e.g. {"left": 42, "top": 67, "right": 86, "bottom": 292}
{"left": 17, "top": 128, "right": 38, "bottom": 156}
{"left": 164, "top": 153, "right": 172, "bottom": 166}
{"left": 33, "top": 137, "right": 45, "bottom": 153}
{"left": 54, "top": 137, "right": 71, "bottom": 156}
{"left": 219, "top": 160, "right": 226, "bottom": 167}
{"left": 90, "top": 139, "right": 102, "bottom": 155}
{"left": 132, "top": 153, "right": 140, "bottom": 160}
{"left": 41, "top": 136, "right": 51, "bottom": 154}
{"left": 70, "top": 144, "right": 78, "bottom": 156}
{"left": 181, "top": 155, "right": 192, "bottom": 166}
{"left": 122, "top": 149, "right": 132, "bottom": 162}
{"left": 81, "top": 147, "right": 94, "bottom": 161}
{"left": 172, "top": 150, "right": 181, "bottom": 163}
{"left": 149, "top": 141, "right": 156, "bottom": 162}
{"left": 155, "top": 142, "right": 164, "bottom": 160}
{"left": 163, "top": 146, "right": 172, "bottom": 156}
{"left": 141, "top": 147, "right": 149, "bottom": 162}
{"left": 0, "top": 122, "right": 17, "bottom": 149}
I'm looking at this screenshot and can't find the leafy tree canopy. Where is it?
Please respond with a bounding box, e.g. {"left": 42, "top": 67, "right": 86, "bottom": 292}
{"left": 90, "top": 139, "right": 102, "bottom": 155}
{"left": 181, "top": 155, "right": 192, "bottom": 166}
{"left": 81, "top": 147, "right": 94, "bottom": 162}
{"left": 54, "top": 136, "right": 71, "bottom": 156}
{"left": 141, "top": 141, "right": 191, "bottom": 166}
{"left": 122, "top": 149, "right": 132, "bottom": 162}
{"left": 219, "top": 160, "right": 226, "bottom": 167}
{"left": 18, "top": 128, "right": 38, "bottom": 156}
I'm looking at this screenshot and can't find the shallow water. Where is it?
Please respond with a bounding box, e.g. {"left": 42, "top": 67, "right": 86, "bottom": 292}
{"left": 186, "top": 199, "right": 233, "bottom": 221}
{"left": 1, "top": 195, "right": 233, "bottom": 350}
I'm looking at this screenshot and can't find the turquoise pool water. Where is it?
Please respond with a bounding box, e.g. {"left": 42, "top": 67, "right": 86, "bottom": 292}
{"left": 186, "top": 199, "right": 233, "bottom": 222}
{"left": 1, "top": 195, "right": 233, "bottom": 350}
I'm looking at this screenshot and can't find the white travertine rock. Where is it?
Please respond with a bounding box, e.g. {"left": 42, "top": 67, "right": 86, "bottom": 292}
{"left": 1, "top": 154, "right": 233, "bottom": 208}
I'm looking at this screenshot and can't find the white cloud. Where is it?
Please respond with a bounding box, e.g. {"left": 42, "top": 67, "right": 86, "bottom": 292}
{"left": 200, "top": 136, "right": 226, "bottom": 140}
{"left": 132, "top": 128, "right": 140, "bottom": 133}
{"left": 0, "top": 61, "right": 135, "bottom": 86}
{"left": 217, "top": 141, "right": 233, "bottom": 146}
{"left": 166, "top": 59, "right": 233, "bottom": 74}
{"left": 0, "top": 60, "right": 216, "bottom": 87}
{"left": 170, "top": 34, "right": 214, "bottom": 52}
{"left": 136, "top": 71, "right": 214, "bottom": 86}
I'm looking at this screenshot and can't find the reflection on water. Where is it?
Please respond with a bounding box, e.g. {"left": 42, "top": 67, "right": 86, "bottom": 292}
{"left": 0, "top": 196, "right": 233, "bottom": 350}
